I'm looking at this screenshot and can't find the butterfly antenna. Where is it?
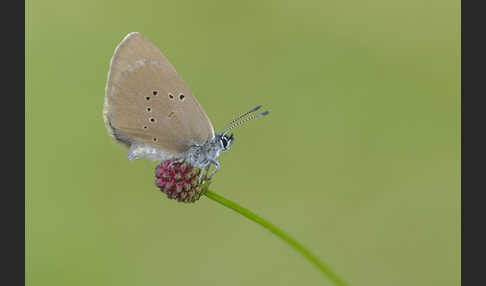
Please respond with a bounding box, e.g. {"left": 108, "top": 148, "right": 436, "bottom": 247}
{"left": 222, "top": 105, "right": 262, "bottom": 133}
{"left": 222, "top": 110, "right": 269, "bottom": 136}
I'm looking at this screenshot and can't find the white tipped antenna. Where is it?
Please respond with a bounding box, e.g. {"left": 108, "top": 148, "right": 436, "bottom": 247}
{"left": 222, "top": 109, "right": 269, "bottom": 136}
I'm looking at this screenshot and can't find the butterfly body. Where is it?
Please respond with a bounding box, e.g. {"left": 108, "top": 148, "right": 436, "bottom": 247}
{"left": 125, "top": 131, "right": 233, "bottom": 181}
{"left": 181, "top": 133, "right": 233, "bottom": 181}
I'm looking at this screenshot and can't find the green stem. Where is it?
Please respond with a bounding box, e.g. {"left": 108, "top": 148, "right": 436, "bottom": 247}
{"left": 204, "top": 189, "right": 348, "bottom": 286}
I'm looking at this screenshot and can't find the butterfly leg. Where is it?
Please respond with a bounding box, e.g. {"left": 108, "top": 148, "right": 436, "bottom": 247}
{"left": 198, "top": 165, "right": 209, "bottom": 184}
{"left": 206, "top": 160, "right": 220, "bottom": 181}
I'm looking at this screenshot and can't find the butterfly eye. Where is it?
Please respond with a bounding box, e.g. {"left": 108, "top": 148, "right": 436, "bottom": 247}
{"left": 221, "top": 138, "right": 228, "bottom": 148}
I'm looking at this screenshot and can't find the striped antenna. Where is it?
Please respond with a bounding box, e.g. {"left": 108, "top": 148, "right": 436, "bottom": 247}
{"left": 222, "top": 110, "right": 269, "bottom": 136}
{"left": 222, "top": 105, "right": 262, "bottom": 134}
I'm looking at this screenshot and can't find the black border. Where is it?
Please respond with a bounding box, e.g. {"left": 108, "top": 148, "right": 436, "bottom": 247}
{"left": 462, "top": 1, "right": 483, "bottom": 285}
{"left": 6, "top": 0, "right": 26, "bottom": 284}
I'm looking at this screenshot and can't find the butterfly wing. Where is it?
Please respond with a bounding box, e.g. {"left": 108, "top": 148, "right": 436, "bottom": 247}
{"left": 104, "top": 32, "right": 215, "bottom": 157}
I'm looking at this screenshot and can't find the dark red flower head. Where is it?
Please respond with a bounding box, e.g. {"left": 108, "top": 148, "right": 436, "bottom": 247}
{"left": 155, "top": 159, "right": 208, "bottom": 203}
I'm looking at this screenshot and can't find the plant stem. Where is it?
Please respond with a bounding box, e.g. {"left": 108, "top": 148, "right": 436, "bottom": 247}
{"left": 204, "top": 189, "right": 348, "bottom": 286}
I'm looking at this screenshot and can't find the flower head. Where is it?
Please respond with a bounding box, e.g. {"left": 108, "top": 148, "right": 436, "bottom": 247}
{"left": 155, "top": 159, "right": 209, "bottom": 203}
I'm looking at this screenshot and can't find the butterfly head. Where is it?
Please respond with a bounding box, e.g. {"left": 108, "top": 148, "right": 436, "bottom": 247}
{"left": 216, "top": 133, "right": 234, "bottom": 152}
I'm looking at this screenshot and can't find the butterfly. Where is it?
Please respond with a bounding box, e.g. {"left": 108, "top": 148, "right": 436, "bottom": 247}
{"left": 103, "top": 32, "right": 268, "bottom": 182}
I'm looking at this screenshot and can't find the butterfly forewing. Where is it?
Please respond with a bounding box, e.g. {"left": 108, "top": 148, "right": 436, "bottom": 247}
{"left": 104, "top": 32, "right": 215, "bottom": 155}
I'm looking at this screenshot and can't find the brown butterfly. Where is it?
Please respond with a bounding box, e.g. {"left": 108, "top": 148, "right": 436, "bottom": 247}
{"left": 103, "top": 32, "right": 269, "bottom": 182}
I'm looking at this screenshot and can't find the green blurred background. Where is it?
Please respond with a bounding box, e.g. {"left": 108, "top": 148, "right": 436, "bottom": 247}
{"left": 26, "top": 0, "right": 460, "bottom": 285}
